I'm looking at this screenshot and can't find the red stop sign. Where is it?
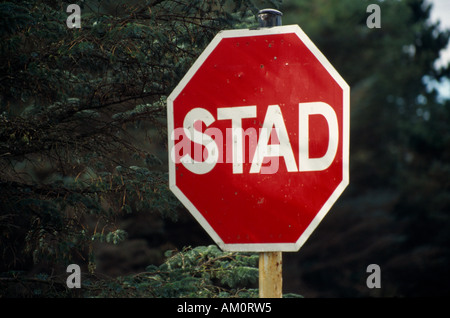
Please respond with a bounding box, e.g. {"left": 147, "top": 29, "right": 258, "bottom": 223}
{"left": 167, "top": 25, "right": 349, "bottom": 252}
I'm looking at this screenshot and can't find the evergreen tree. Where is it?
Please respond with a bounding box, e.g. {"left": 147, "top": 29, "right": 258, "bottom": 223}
{"left": 1, "top": 0, "right": 449, "bottom": 298}
{"left": 0, "top": 0, "right": 280, "bottom": 297}
{"left": 282, "top": 0, "right": 450, "bottom": 297}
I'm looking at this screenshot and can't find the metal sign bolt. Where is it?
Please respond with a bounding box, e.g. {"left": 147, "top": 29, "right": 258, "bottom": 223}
{"left": 258, "top": 9, "right": 283, "bottom": 28}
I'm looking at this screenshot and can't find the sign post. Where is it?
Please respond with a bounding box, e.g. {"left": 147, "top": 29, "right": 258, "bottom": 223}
{"left": 167, "top": 8, "right": 349, "bottom": 298}
{"left": 259, "top": 251, "right": 282, "bottom": 298}
{"left": 257, "top": 9, "right": 284, "bottom": 298}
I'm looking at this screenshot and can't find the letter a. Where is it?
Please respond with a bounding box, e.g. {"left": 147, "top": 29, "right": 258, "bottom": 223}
{"left": 366, "top": 264, "right": 381, "bottom": 288}
{"left": 66, "top": 264, "right": 81, "bottom": 288}
{"left": 66, "top": 4, "right": 81, "bottom": 29}
{"left": 366, "top": 4, "right": 381, "bottom": 29}
{"left": 250, "top": 105, "right": 297, "bottom": 174}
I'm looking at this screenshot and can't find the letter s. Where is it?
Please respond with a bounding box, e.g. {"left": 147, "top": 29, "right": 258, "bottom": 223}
{"left": 180, "top": 108, "right": 219, "bottom": 174}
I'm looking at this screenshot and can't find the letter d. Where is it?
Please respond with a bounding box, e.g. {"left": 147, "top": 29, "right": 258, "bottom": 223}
{"left": 299, "top": 102, "right": 339, "bottom": 172}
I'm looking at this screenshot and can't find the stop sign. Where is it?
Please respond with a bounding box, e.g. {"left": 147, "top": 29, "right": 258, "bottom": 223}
{"left": 167, "top": 25, "right": 349, "bottom": 252}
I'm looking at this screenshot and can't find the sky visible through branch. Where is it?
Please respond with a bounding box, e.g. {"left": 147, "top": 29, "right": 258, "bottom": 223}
{"left": 427, "top": 0, "right": 450, "bottom": 100}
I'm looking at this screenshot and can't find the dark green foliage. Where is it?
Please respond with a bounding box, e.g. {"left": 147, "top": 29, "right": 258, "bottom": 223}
{"left": 0, "top": 245, "right": 262, "bottom": 298}
{"left": 2, "top": 0, "right": 449, "bottom": 298}
{"left": 0, "top": 0, "right": 281, "bottom": 297}
{"left": 97, "top": 245, "right": 260, "bottom": 298}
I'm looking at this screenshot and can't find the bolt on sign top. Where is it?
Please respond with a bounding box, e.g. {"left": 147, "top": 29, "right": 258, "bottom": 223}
{"left": 167, "top": 25, "right": 350, "bottom": 252}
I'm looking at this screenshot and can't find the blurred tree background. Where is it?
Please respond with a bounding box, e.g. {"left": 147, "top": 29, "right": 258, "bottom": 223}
{"left": 0, "top": 0, "right": 449, "bottom": 297}
{"left": 281, "top": 0, "right": 450, "bottom": 297}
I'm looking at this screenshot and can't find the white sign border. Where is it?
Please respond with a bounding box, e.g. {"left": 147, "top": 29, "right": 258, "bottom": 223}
{"left": 167, "top": 25, "right": 350, "bottom": 252}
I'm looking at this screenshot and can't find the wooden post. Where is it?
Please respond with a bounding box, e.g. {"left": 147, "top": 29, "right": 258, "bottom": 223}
{"left": 258, "top": 9, "right": 285, "bottom": 300}
{"left": 259, "top": 252, "right": 282, "bottom": 298}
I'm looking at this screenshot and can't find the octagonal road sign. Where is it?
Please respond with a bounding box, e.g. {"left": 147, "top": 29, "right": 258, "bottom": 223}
{"left": 167, "top": 25, "right": 350, "bottom": 252}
